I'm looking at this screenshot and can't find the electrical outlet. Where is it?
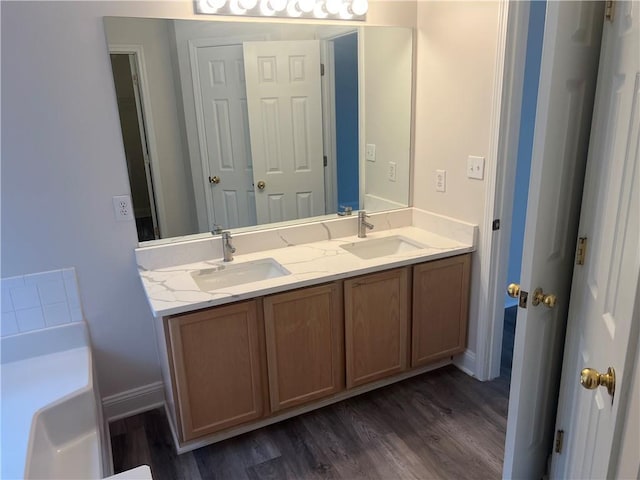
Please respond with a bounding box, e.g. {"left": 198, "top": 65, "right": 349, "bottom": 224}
{"left": 435, "top": 169, "right": 446, "bottom": 192}
{"left": 366, "top": 144, "right": 376, "bottom": 162}
{"left": 113, "top": 195, "right": 134, "bottom": 221}
{"left": 388, "top": 161, "right": 397, "bottom": 182}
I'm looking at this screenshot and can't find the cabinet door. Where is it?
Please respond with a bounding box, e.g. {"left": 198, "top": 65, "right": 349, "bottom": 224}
{"left": 264, "top": 283, "right": 344, "bottom": 412}
{"left": 344, "top": 268, "right": 410, "bottom": 388}
{"left": 412, "top": 254, "right": 471, "bottom": 367}
{"left": 167, "top": 300, "right": 266, "bottom": 442}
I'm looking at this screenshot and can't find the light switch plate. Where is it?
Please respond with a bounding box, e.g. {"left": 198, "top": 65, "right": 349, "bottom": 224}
{"left": 366, "top": 144, "right": 376, "bottom": 162}
{"left": 467, "top": 156, "right": 485, "bottom": 180}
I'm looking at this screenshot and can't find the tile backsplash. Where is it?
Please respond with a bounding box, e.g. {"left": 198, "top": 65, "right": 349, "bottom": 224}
{"left": 1, "top": 268, "right": 83, "bottom": 337}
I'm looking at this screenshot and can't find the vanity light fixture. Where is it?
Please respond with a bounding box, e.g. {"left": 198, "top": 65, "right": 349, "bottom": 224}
{"left": 195, "top": 0, "right": 367, "bottom": 20}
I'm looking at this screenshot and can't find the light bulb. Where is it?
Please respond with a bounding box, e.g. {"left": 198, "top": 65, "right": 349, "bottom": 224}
{"left": 313, "top": 2, "right": 328, "bottom": 17}
{"left": 297, "top": 0, "right": 315, "bottom": 13}
{"left": 339, "top": 2, "right": 352, "bottom": 19}
{"left": 229, "top": 0, "right": 247, "bottom": 13}
{"left": 260, "top": 0, "right": 276, "bottom": 14}
{"left": 349, "top": 0, "right": 367, "bottom": 16}
{"left": 287, "top": 0, "right": 302, "bottom": 16}
{"left": 324, "top": 0, "right": 342, "bottom": 15}
{"left": 269, "top": 0, "right": 287, "bottom": 11}
{"left": 239, "top": 0, "right": 258, "bottom": 9}
{"left": 206, "top": 0, "right": 227, "bottom": 9}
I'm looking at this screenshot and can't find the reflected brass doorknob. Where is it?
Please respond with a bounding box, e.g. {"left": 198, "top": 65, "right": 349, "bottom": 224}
{"left": 532, "top": 288, "right": 557, "bottom": 308}
{"left": 256, "top": 180, "right": 266, "bottom": 190}
{"left": 580, "top": 367, "right": 615, "bottom": 399}
{"left": 209, "top": 176, "right": 220, "bottom": 184}
{"left": 507, "top": 283, "right": 521, "bottom": 298}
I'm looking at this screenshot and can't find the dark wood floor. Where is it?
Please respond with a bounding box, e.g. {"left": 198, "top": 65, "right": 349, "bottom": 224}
{"left": 110, "top": 364, "right": 511, "bottom": 480}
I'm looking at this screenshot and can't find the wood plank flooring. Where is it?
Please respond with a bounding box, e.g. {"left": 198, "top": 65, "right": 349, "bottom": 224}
{"left": 110, "top": 365, "right": 510, "bottom": 479}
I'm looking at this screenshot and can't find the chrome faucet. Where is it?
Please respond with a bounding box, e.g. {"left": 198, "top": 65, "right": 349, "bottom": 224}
{"left": 221, "top": 231, "right": 236, "bottom": 262}
{"left": 358, "top": 211, "right": 374, "bottom": 238}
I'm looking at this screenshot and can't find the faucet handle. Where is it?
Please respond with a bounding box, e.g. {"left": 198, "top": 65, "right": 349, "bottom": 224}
{"left": 338, "top": 205, "right": 353, "bottom": 216}
{"left": 212, "top": 224, "right": 223, "bottom": 235}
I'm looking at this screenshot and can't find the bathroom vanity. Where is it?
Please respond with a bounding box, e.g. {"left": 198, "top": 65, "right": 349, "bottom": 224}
{"left": 136, "top": 208, "right": 476, "bottom": 452}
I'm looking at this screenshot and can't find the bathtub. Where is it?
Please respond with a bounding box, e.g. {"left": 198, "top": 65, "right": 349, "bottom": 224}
{"left": 1, "top": 322, "right": 106, "bottom": 479}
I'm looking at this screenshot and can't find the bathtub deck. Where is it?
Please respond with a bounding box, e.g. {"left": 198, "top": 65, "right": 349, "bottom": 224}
{"left": 1, "top": 347, "right": 90, "bottom": 479}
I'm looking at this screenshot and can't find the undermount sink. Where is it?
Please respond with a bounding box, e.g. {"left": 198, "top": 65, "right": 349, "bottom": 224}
{"left": 340, "top": 235, "right": 425, "bottom": 260}
{"left": 191, "top": 258, "right": 290, "bottom": 292}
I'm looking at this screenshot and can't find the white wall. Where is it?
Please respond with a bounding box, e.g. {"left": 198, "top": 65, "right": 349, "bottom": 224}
{"left": 413, "top": 1, "right": 503, "bottom": 368}
{"left": 1, "top": 0, "right": 416, "bottom": 402}
{"left": 362, "top": 26, "right": 412, "bottom": 207}
{"left": 104, "top": 17, "right": 198, "bottom": 238}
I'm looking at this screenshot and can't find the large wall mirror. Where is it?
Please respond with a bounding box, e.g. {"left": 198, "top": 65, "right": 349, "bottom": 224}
{"left": 104, "top": 17, "right": 413, "bottom": 244}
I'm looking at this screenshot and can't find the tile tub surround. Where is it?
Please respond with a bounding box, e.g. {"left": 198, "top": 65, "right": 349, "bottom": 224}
{"left": 136, "top": 208, "right": 477, "bottom": 317}
{"left": 1, "top": 268, "right": 84, "bottom": 337}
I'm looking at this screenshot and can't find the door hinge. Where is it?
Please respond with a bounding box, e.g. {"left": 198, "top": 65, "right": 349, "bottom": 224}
{"left": 555, "top": 429, "right": 564, "bottom": 454}
{"left": 605, "top": 0, "right": 615, "bottom": 21}
{"left": 320, "top": 63, "right": 325, "bottom": 76}
{"left": 323, "top": 155, "right": 328, "bottom": 167}
{"left": 492, "top": 219, "right": 501, "bottom": 231}
{"left": 576, "top": 237, "right": 587, "bottom": 265}
{"left": 132, "top": 73, "right": 139, "bottom": 86}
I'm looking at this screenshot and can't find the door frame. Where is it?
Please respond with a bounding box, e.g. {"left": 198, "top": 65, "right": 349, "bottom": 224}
{"left": 319, "top": 28, "right": 360, "bottom": 215}
{"left": 480, "top": 0, "right": 640, "bottom": 473}
{"left": 108, "top": 44, "right": 166, "bottom": 238}
{"left": 475, "top": 1, "right": 530, "bottom": 382}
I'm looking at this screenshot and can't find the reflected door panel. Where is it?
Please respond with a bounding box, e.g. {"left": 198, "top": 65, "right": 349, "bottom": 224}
{"left": 197, "top": 44, "right": 256, "bottom": 229}
{"left": 243, "top": 40, "right": 326, "bottom": 224}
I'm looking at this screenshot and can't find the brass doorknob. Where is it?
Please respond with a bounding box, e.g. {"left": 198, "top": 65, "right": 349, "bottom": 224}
{"left": 580, "top": 367, "right": 615, "bottom": 399}
{"left": 256, "top": 180, "right": 266, "bottom": 190}
{"left": 532, "top": 288, "right": 557, "bottom": 308}
{"left": 209, "top": 176, "right": 220, "bottom": 184}
{"left": 507, "top": 283, "right": 521, "bottom": 298}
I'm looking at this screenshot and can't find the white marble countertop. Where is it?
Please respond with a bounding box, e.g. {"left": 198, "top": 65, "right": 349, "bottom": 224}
{"left": 138, "top": 224, "right": 474, "bottom": 317}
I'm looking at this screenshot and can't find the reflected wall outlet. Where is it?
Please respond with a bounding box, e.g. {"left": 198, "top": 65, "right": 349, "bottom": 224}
{"left": 435, "top": 169, "right": 446, "bottom": 192}
{"left": 366, "top": 144, "right": 376, "bottom": 162}
{"left": 113, "top": 195, "right": 134, "bottom": 221}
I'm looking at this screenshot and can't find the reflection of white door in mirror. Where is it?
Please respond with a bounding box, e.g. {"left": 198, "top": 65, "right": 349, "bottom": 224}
{"left": 244, "top": 40, "right": 326, "bottom": 224}
{"left": 195, "top": 45, "right": 257, "bottom": 230}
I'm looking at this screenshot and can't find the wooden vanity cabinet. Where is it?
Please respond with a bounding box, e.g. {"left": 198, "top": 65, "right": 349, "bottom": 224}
{"left": 263, "top": 282, "right": 344, "bottom": 412}
{"left": 344, "top": 267, "right": 411, "bottom": 388}
{"left": 166, "top": 300, "right": 267, "bottom": 442}
{"left": 411, "top": 254, "right": 471, "bottom": 367}
{"left": 162, "top": 254, "right": 471, "bottom": 447}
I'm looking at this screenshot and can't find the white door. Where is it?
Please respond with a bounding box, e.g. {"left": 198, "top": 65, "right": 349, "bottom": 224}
{"left": 551, "top": 2, "right": 640, "bottom": 477}
{"left": 243, "top": 40, "right": 326, "bottom": 224}
{"left": 196, "top": 44, "right": 257, "bottom": 230}
{"left": 503, "top": 2, "right": 604, "bottom": 478}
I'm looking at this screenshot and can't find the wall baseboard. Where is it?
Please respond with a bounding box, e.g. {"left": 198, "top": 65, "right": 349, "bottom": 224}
{"left": 453, "top": 349, "right": 477, "bottom": 377}
{"left": 102, "top": 381, "right": 165, "bottom": 422}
